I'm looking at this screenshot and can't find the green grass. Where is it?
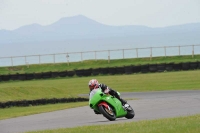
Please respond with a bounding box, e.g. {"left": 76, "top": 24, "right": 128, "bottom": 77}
{"left": 0, "top": 70, "right": 200, "bottom": 102}
{"left": 0, "top": 54, "right": 199, "bottom": 75}
{"left": 26, "top": 114, "right": 200, "bottom": 133}
{"left": 0, "top": 70, "right": 200, "bottom": 101}
{"left": 0, "top": 70, "right": 199, "bottom": 120}
{"left": 0, "top": 102, "right": 88, "bottom": 120}
{"left": 1, "top": 55, "right": 199, "bottom": 132}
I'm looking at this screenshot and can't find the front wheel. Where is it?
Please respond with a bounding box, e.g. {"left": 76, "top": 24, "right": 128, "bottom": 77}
{"left": 125, "top": 105, "right": 135, "bottom": 119}
{"left": 98, "top": 105, "right": 116, "bottom": 121}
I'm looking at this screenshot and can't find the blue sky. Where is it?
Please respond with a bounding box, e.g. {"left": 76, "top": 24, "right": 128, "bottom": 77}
{"left": 0, "top": 0, "right": 200, "bottom": 30}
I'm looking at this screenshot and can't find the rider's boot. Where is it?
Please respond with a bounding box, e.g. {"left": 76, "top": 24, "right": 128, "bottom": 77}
{"left": 120, "top": 99, "right": 130, "bottom": 109}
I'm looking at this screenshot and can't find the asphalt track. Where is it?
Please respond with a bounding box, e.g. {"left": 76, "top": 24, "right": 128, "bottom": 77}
{"left": 0, "top": 90, "right": 200, "bottom": 133}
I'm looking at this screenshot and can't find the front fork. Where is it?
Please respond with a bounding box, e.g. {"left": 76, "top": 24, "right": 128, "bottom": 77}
{"left": 98, "top": 101, "right": 109, "bottom": 109}
{"left": 98, "top": 101, "right": 114, "bottom": 115}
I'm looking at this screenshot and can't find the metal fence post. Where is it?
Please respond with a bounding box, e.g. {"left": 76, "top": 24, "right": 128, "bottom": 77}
{"left": 39, "top": 55, "right": 41, "bottom": 64}
{"left": 122, "top": 49, "right": 124, "bottom": 59}
{"left": 25, "top": 56, "right": 27, "bottom": 64}
{"left": 95, "top": 51, "right": 97, "bottom": 61}
{"left": 11, "top": 57, "right": 13, "bottom": 66}
{"left": 136, "top": 48, "right": 138, "bottom": 58}
{"left": 192, "top": 45, "right": 194, "bottom": 58}
{"left": 66, "top": 53, "right": 69, "bottom": 66}
{"left": 53, "top": 54, "right": 55, "bottom": 63}
{"left": 26, "top": 61, "right": 29, "bottom": 68}
{"left": 81, "top": 52, "right": 83, "bottom": 62}
{"left": 179, "top": 46, "right": 180, "bottom": 56}
{"left": 150, "top": 47, "right": 152, "bottom": 60}
{"left": 164, "top": 46, "right": 166, "bottom": 57}
{"left": 108, "top": 50, "right": 110, "bottom": 63}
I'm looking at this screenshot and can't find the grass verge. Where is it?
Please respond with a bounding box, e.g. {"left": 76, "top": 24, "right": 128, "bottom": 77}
{"left": 0, "top": 54, "right": 200, "bottom": 74}
{"left": 26, "top": 114, "right": 200, "bottom": 133}
{"left": 0, "top": 102, "right": 88, "bottom": 120}
{"left": 0, "top": 70, "right": 200, "bottom": 102}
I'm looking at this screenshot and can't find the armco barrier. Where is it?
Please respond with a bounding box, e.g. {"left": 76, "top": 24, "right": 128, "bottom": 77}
{"left": 165, "top": 62, "right": 174, "bottom": 71}
{"left": 83, "top": 68, "right": 92, "bottom": 76}
{"left": 124, "top": 65, "right": 133, "bottom": 74}
{"left": 116, "top": 66, "right": 125, "bottom": 74}
{"left": 34, "top": 73, "right": 43, "bottom": 79}
{"left": 67, "top": 70, "right": 75, "bottom": 77}
{"left": 141, "top": 64, "right": 149, "bottom": 73}
{"left": 190, "top": 62, "right": 198, "bottom": 70}
{"left": 51, "top": 71, "right": 59, "bottom": 78}
{"left": 75, "top": 69, "right": 84, "bottom": 77}
{"left": 0, "top": 61, "right": 200, "bottom": 82}
{"left": 42, "top": 72, "right": 52, "bottom": 79}
{"left": 18, "top": 74, "right": 26, "bottom": 80}
{"left": 92, "top": 68, "right": 101, "bottom": 75}
{"left": 149, "top": 64, "right": 157, "bottom": 72}
{"left": 133, "top": 65, "right": 141, "bottom": 73}
{"left": 182, "top": 62, "right": 190, "bottom": 70}
{"left": 157, "top": 63, "right": 166, "bottom": 72}
{"left": 58, "top": 71, "right": 68, "bottom": 77}
{"left": 100, "top": 67, "right": 109, "bottom": 75}
{"left": 2, "top": 75, "right": 10, "bottom": 81}
{"left": 26, "top": 73, "right": 34, "bottom": 80}
{"left": 198, "top": 62, "right": 200, "bottom": 69}
{"left": 10, "top": 74, "right": 18, "bottom": 80}
{"left": 108, "top": 67, "right": 117, "bottom": 75}
{"left": 173, "top": 63, "right": 182, "bottom": 71}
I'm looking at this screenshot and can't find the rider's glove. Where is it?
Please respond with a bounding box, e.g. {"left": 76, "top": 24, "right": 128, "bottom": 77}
{"left": 104, "top": 87, "right": 110, "bottom": 94}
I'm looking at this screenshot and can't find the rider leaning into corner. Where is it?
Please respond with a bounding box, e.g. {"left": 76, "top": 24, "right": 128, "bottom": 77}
{"left": 88, "top": 79, "right": 129, "bottom": 114}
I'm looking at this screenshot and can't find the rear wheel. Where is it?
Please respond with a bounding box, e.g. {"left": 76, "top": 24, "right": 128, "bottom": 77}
{"left": 98, "top": 105, "right": 116, "bottom": 121}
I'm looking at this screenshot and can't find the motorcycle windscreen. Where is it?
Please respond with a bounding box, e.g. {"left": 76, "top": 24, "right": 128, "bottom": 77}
{"left": 89, "top": 88, "right": 102, "bottom": 108}
{"left": 89, "top": 89, "right": 99, "bottom": 100}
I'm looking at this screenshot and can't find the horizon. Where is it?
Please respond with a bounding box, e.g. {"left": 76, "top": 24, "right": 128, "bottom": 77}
{"left": 1, "top": 15, "right": 200, "bottom": 31}
{"left": 0, "top": 0, "right": 200, "bottom": 30}
{"left": 0, "top": 14, "right": 200, "bottom": 57}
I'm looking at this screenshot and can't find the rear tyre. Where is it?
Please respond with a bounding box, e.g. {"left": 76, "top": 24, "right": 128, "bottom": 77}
{"left": 98, "top": 105, "right": 116, "bottom": 121}
{"left": 125, "top": 105, "right": 135, "bottom": 119}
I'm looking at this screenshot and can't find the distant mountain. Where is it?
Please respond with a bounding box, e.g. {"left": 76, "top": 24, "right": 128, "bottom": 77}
{"left": 0, "top": 15, "right": 200, "bottom": 56}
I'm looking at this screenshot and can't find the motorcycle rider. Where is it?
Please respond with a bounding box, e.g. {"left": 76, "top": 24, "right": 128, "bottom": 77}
{"left": 88, "top": 79, "right": 129, "bottom": 114}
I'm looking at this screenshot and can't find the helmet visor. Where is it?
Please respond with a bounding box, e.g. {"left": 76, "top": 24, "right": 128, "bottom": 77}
{"left": 89, "top": 85, "right": 95, "bottom": 90}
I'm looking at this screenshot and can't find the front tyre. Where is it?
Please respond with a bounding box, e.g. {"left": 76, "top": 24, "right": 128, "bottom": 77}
{"left": 125, "top": 105, "right": 135, "bottom": 119}
{"left": 98, "top": 105, "right": 116, "bottom": 121}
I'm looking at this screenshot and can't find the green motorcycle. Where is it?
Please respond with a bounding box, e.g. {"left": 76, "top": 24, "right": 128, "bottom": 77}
{"left": 89, "top": 88, "right": 135, "bottom": 121}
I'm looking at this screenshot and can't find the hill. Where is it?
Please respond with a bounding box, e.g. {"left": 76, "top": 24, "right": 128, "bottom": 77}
{"left": 0, "top": 15, "right": 200, "bottom": 56}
